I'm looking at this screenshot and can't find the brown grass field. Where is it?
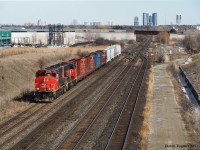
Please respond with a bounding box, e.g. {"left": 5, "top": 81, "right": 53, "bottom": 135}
{"left": 140, "top": 66, "right": 153, "bottom": 150}
{"left": 0, "top": 45, "right": 106, "bottom": 121}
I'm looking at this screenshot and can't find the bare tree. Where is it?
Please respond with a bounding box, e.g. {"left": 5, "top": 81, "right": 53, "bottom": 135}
{"left": 183, "top": 32, "right": 200, "bottom": 53}
{"left": 157, "top": 32, "right": 169, "bottom": 44}
{"left": 37, "top": 57, "right": 46, "bottom": 69}
{"left": 196, "top": 34, "right": 200, "bottom": 51}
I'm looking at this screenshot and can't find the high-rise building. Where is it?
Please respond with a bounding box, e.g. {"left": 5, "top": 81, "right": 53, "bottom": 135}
{"left": 152, "top": 13, "right": 157, "bottom": 26}
{"left": 143, "top": 13, "right": 149, "bottom": 26}
{"left": 84, "top": 22, "right": 88, "bottom": 26}
{"left": 134, "top": 16, "right": 139, "bottom": 26}
{"left": 149, "top": 15, "right": 152, "bottom": 26}
{"left": 176, "top": 15, "right": 181, "bottom": 25}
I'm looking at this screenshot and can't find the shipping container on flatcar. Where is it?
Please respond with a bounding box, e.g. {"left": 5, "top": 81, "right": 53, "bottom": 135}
{"left": 70, "top": 56, "right": 89, "bottom": 81}
{"left": 88, "top": 53, "right": 96, "bottom": 74}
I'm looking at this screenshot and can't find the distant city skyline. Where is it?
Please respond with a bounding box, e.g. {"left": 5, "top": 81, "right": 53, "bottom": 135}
{"left": 0, "top": 0, "right": 199, "bottom": 25}
{"left": 142, "top": 12, "right": 157, "bottom": 26}
{"left": 134, "top": 16, "right": 139, "bottom": 26}
{"left": 176, "top": 15, "right": 181, "bottom": 25}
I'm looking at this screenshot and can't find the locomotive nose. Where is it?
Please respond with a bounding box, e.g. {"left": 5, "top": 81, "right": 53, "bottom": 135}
{"left": 40, "top": 82, "right": 47, "bottom": 91}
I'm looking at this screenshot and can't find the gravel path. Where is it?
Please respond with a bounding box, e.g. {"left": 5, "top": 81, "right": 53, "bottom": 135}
{"left": 148, "top": 64, "right": 188, "bottom": 149}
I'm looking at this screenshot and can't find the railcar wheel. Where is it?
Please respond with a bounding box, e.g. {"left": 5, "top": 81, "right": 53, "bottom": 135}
{"left": 53, "top": 91, "right": 58, "bottom": 99}
{"left": 63, "top": 86, "right": 67, "bottom": 93}
{"left": 73, "top": 80, "right": 77, "bottom": 86}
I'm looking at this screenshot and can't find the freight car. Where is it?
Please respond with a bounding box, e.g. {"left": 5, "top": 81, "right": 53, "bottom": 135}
{"left": 34, "top": 45, "right": 121, "bottom": 102}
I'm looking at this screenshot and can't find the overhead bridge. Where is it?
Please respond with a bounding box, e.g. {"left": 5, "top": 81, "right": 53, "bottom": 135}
{"left": 134, "top": 30, "right": 169, "bottom": 35}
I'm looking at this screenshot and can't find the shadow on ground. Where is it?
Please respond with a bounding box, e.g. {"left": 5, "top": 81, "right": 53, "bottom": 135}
{"left": 13, "top": 90, "right": 34, "bottom": 103}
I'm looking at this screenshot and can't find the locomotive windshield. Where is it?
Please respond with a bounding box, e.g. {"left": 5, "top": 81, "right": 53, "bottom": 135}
{"left": 36, "top": 70, "right": 56, "bottom": 77}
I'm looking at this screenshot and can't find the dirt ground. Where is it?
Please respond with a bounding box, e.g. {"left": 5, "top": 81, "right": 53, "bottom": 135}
{"left": 0, "top": 45, "right": 106, "bottom": 121}
{"left": 140, "top": 66, "right": 153, "bottom": 150}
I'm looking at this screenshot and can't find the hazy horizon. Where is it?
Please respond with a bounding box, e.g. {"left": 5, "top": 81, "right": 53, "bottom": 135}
{"left": 0, "top": 0, "right": 199, "bottom": 26}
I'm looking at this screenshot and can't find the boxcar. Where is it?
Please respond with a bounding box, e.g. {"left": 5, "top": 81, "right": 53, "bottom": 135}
{"left": 70, "top": 57, "right": 89, "bottom": 81}
{"left": 116, "top": 45, "right": 121, "bottom": 56}
{"left": 104, "top": 47, "right": 111, "bottom": 62}
{"left": 114, "top": 45, "right": 118, "bottom": 57}
{"left": 92, "top": 51, "right": 102, "bottom": 69}
{"left": 101, "top": 50, "right": 107, "bottom": 65}
{"left": 111, "top": 46, "right": 115, "bottom": 60}
{"left": 88, "top": 53, "right": 96, "bottom": 74}
{"left": 97, "top": 50, "right": 106, "bottom": 65}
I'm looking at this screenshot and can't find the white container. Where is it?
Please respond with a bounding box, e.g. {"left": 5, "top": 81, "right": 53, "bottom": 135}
{"left": 104, "top": 44, "right": 121, "bottom": 62}
{"left": 104, "top": 47, "right": 111, "bottom": 62}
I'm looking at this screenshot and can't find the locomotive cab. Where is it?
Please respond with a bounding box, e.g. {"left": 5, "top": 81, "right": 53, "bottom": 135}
{"left": 34, "top": 70, "right": 59, "bottom": 102}
{"left": 34, "top": 63, "right": 77, "bottom": 102}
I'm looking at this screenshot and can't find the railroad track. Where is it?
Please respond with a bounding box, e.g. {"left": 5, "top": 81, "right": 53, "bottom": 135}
{"left": 0, "top": 56, "right": 124, "bottom": 150}
{"left": 1, "top": 37, "right": 151, "bottom": 150}
{"left": 0, "top": 104, "right": 38, "bottom": 132}
{"left": 0, "top": 104, "right": 45, "bottom": 140}
{"left": 9, "top": 56, "right": 128, "bottom": 150}
{"left": 53, "top": 56, "right": 146, "bottom": 150}
{"left": 105, "top": 54, "right": 148, "bottom": 150}
{"left": 55, "top": 56, "right": 139, "bottom": 150}
{"left": 54, "top": 54, "right": 147, "bottom": 150}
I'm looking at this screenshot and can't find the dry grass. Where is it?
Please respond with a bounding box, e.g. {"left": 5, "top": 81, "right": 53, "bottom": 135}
{"left": 140, "top": 66, "right": 154, "bottom": 150}
{"left": 0, "top": 45, "right": 106, "bottom": 121}
{"left": 0, "top": 46, "right": 106, "bottom": 58}
{"left": 167, "top": 63, "right": 200, "bottom": 145}
{"left": 0, "top": 100, "right": 30, "bottom": 121}
{"left": 169, "top": 38, "right": 182, "bottom": 46}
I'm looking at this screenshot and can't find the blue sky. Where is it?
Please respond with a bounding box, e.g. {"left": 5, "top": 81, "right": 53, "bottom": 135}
{"left": 0, "top": 0, "right": 199, "bottom": 25}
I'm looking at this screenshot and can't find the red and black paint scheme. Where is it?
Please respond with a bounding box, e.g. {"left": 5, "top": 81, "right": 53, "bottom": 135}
{"left": 34, "top": 46, "right": 121, "bottom": 102}
{"left": 34, "top": 62, "right": 77, "bottom": 102}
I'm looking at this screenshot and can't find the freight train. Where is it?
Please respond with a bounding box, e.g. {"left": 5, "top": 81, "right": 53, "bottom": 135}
{"left": 34, "top": 45, "right": 121, "bottom": 102}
